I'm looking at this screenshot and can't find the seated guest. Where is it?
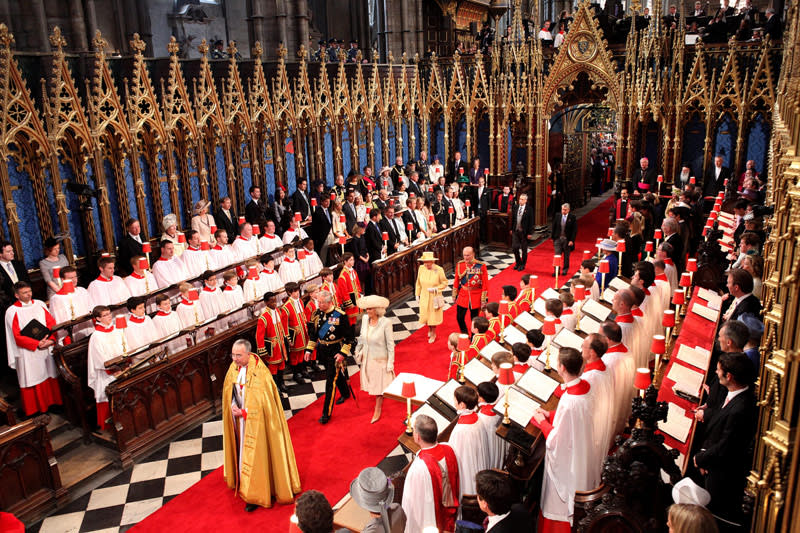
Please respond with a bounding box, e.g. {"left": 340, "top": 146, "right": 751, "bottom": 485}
{"left": 49, "top": 266, "right": 90, "bottom": 326}
{"left": 448, "top": 386, "right": 489, "bottom": 498}
{"left": 596, "top": 239, "right": 619, "bottom": 290}
{"left": 160, "top": 213, "right": 185, "bottom": 256}
{"left": 39, "top": 237, "right": 69, "bottom": 299}
{"left": 730, "top": 232, "right": 760, "bottom": 270}
{"left": 87, "top": 305, "right": 124, "bottom": 429}
{"left": 722, "top": 268, "right": 761, "bottom": 321}
{"left": 176, "top": 282, "right": 205, "bottom": 329}
{"left": 5, "top": 281, "right": 62, "bottom": 416}
{"left": 88, "top": 256, "right": 131, "bottom": 308}
{"left": 401, "top": 414, "right": 459, "bottom": 533}
{"left": 232, "top": 222, "right": 259, "bottom": 261}
{"left": 258, "top": 220, "right": 282, "bottom": 255}
{"left": 515, "top": 274, "right": 535, "bottom": 313}
{"left": 282, "top": 219, "right": 309, "bottom": 245}
{"left": 220, "top": 270, "right": 244, "bottom": 312}
{"left": 742, "top": 254, "right": 763, "bottom": 299}
{"left": 125, "top": 297, "right": 157, "bottom": 351}
{"left": 527, "top": 329, "right": 546, "bottom": 362}
{"left": 600, "top": 320, "right": 635, "bottom": 436}
{"left": 581, "top": 334, "right": 614, "bottom": 475}
{"left": 511, "top": 343, "right": 532, "bottom": 380}
{"left": 199, "top": 270, "right": 226, "bottom": 319}
{"left": 300, "top": 238, "right": 323, "bottom": 276}
{"left": 476, "top": 470, "right": 535, "bottom": 532}
{"left": 152, "top": 241, "right": 189, "bottom": 288}
{"left": 124, "top": 255, "right": 158, "bottom": 297}
{"left": 476, "top": 382, "right": 508, "bottom": 471}
{"left": 116, "top": 218, "right": 143, "bottom": 278}
{"left": 181, "top": 230, "right": 212, "bottom": 278}
{"left": 209, "top": 229, "right": 237, "bottom": 270}
{"left": 531, "top": 347, "right": 597, "bottom": 530}
{"left": 190, "top": 200, "right": 216, "bottom": 245}
{"left": 260, "top": 254, "right": 283, "bottom": 292}
{"left": 279, "top": 247, "right": 303, "bottom": 285}
{"left": 152, "top": 293, "right": 182, "bottom": 338}
{"left": 348, "top": 467, "right": 407, "bottom": 532}
{"left": 739, "top": 313, "right": 763, "bottom": 369}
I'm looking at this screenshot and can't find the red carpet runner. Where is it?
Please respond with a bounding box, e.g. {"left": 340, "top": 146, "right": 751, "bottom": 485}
{"left": 131, "top": 197, "right": 613, "bottom": 532}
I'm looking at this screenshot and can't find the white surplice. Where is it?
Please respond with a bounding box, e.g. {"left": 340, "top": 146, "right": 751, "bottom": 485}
{"left": 181, "top": 247, "right": 212, "bottom": 278}
{"left": 477, "top": 402, "right": 508, "bottom": 470}
{"left": 581, "top": 361, "right": 614, "bottom": 482}
{"left": 176, "top": 299, "right": 204, "bottom": 329}
{"left": 124, "top": 271, "right": 158, "bottom": 297}
{"left": 279, "top": 258, "right": 303, "bottom": 284}
{"left": 282, "top": 227, "right": 308, "bottom": 245}
{"left": 152, "top": 256, "right": 189, "bottom": 288}
{"left": 602, "top": 343, "right": 635, "bottom": 436}
{"left": 447, "top": 409, "right": 489, "bottom": 497}
{"left": 126, "top": 314, "right": 158, "bottom": 351}
{"left": 152, "top": 310, "right": 182, "bottom": 338}
{"left": 50, "top": 287, "right": 91, "bottom": 341}
{"left": 209, "top": 244, "right": 238, "bottom": 271}
{"left": 199, "top": 286, "right": 226, "bottom": 319}
{"left": 300, "top": 250, "right": 323, "bottom": 277}
{"left": 221, "top": 285, "right": 244, "bottom": 312}
{"left": 232, "top": 235, "right": 259, "bottom": 261}
{"left": 258, "top": 233, "right": 283, "bottom": 255}
{"left": 87, "top": 275, "right": 131, "bottom": 308}
{"left": 87, "top": 325, "right": 124, "bottom": 403}
{"left": 4, "top": 300, "right": 59, "bottom": 387}
{"left": 402, "top": 443, "right": 457, "bottom": 533}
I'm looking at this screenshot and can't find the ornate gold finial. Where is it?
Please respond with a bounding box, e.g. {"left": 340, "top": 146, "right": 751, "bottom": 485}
{"left": 401, "top": 52, "right": 407, "bottom": 64}
{"left": 130, "top": 33, "right": 146, "bottom": 55}
{"left": 227, "top": 40, "right": 238, "bottom": 58}
{"left": 297, "top": 44, "right": 307, "bottom": 61}
{"left": 252, "top": 41, "right": 263, "bottom": 60}
{"left": 93, "top": 30, "right": 107, "bottom": 52}
{"left": 372, "top": 48, "right": 379, "bottom": 63}
{"left": 50, "top": 26, "right": 66, "bottom": 51}
{"left": 167, "top": 36, "right": 180, "bottom": 55}
{"left": 277, "top": 43, "right": 287, "bottom": 60}
{"left": 198, "top": 38, "right": 209, "bottom": 57}
{"left": 387, "top": 51, "right": 394, "bottom": 64}
{"left": 0, "top": 23, "right": 14, "bottom": 48}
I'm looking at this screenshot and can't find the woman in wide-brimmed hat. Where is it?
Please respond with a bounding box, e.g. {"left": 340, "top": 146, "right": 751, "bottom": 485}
{"left": 415, "top": 251, "right": 448, "bottom": 343}
{"left": 355, "top": 294, "right": 395, "bottom": 423}
{"left": 191, "top": 199, "right": 217, "bottom": 245}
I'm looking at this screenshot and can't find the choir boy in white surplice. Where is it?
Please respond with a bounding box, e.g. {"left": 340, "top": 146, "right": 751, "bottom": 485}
{"left": 656, "top": 244, "right": 678, "bottom": 291}
{"left": 88, "top": 257, "right": 131, "bottom": 308}
{"left": 477, "top": 382, "right": 508, "bottom": 471}
{"left": 180, "top": 230, "right": 212, "bottom": 279}
{"left": 242, "top": 260, "right": 268, "bottom": 302}
{"left": 600, "top": 320, "right": 635, "bottom": 436}
{"left": 531, "top": 347, "right": 596, "bottom": 530}
{"left": 448, "top": 385, "right": 489, "bottom": 498}
{"left": 580, "top": 334, "right": 615, "bottom": 481}
{"left": 209, "top": 230, "right": 238, "bottom": 271}
{"left": 544, "top": 299, "right": 565, "bottom": 335}
{"left": 124, "top": 255, "right": 158, "bottom": 297}
{"left": 258, "top": 221, "right": 283, "bottom": 256}
{"left": 199, "top": 271, "right": 227, "bottom": 319}
{"left": 259, "top": 255, "right": 284, "bottom": 292}
{"left": 176, "top": 282, "right": 205, "bottom": 329}
{"left": 300, "top": 239, "right": 323, "bottom": 277}
{"left": 4, "top": 281, "right": 62, "bottom": 416}
{"left": 220, "top": 271, "right": 245, "bottom": 313}
{"left": 49, "top": 267, "right": 92, "bottom": 341}
{"left": 87, "top": 306, "right": 124, "bottom": 430}
{"left": 232, "top": 223, "right": 259, "bottom": 262}
{"left": 559, "top": 292, "right": 578, "bottom": 332}
{"left": 152, "top": 294, "right": 182, "bottom": 338}
{"left": 279, "top": 247, "right": 303, "bottom": 285}
{"left": 282, "top": 219, "right": 309, "bottom": 245}
{"left": 401, "top": 414, "right": 460, "bottom": 533}
{"left": 151, "top": 241, "right": 189, "bottom": 288}
{"left": 125, "top": 297, "right": 158, "bottom": 351}
{"left": 612, "top": 289, "right": 646, "bottom": 369}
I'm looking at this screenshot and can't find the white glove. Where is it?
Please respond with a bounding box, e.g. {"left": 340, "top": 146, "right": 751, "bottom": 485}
{"left": 387, "top": 362, "right": 394, "bottom": 373}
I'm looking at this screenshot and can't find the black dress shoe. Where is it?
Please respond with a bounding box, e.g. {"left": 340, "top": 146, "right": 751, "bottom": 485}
{"left": 245, "top": 503, "right": 258, "bottom": 512}
{"left": 335, "top": 395, "right": 349, "bottom": 405}
{"left": 277, "top": 381, "right": 288, "bottom": 394}
{"left": 319, "top": 415, "right": 330, "bottom": 424}
{"left": 310, "top": 361, "right": 323, "bottom": 372}
{"left": 300, "top": 367, "right": 313, "bottom": 379}
{"left": 293, "top": 373, "right": 307, "bottom": 385}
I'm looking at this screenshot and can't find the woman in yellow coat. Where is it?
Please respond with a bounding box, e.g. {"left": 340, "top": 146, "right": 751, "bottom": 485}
{"left": 415, "top": 251, "right": 449, "bottom": 343}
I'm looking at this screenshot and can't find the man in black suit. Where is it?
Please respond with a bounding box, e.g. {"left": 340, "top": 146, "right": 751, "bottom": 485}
{"left": 378, "top": 206, "right": 400, "bottom": 254}
{"left": 374, "top": 189, "right": 389, "bottom": 212}
{"left": 407, "top": 171, "right": 423, "bottom": 199}
{"left": 365, "top": 208, "right": 385, "bottom": 263}
{"left": 431, "top": 190, "right": 450, "bottom": 232}
{"left": 475, "top": 470, "right": 534, "bottom": 532}
{"left": 117, "top": 218, "right": 143, "bottom": 277}
{"left": 764, "top": 8, "right": 782, "bottom": 41}
{"left": 216, "top": 196, "right": 238, "bottom": 238}
{"left": 631, "top": 157, "right": 658, "bottom": 195}
{"left": 291, "top": 179, "right": 312, "bottom": 220}
{"left": 661, "top": 217, "right": 684, "bottom": 273}
{"left": 551, "top": 203, "right": 577, "bottom": 274}
{"left": 342, "top": 190, "right": 358, "bottom": 234}
{"left": 311, "top": 195, "right": 333, "bottom": 262}
{"left": 693, "top": 352, "right": 757, "bottom": 528}
{"left": 451, "top": 151, "right": 467, "bottom": 181}
{"left": 475, "top": 176, "right": 491, "bottom": 242}
{"left": 401, "top": 198, "right": 421, "bottom": 237}
{"left": 245, "top": 186, "right": 269, "bottom": 225}
{"left": 703, "top": 155, "right": 732, "bottom": 199}
{"left": 722, "top": 268, "right": 762, "bottom": 321}
{"left": 510, "top": 193, "right": 534, "bottom": 271}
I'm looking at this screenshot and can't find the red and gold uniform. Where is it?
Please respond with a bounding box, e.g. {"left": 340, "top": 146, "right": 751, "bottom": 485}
{"left": 336, "top": 266, "right": 363, "bottom": 326}
{"left": 255, "top": 307, "right": 288, "bottom": 374}
{"left": 467, "top": 332, "right": 490, "bottom": 364}
{"left": 507, "top": 300, "right": 520, "bottom": 319}
{"left": 304, "top": 299, "right": 319, "bottom": 361}
{"left": 515, "top": 287, "right": 535, "bottom": 314}
{"left": 454, "top": 259, "right": 489, "bottom": 310}
{"left": 321, "top": 280, "right": 339, "bottom": 307}
{"left": 487, "top": 317, "right": 502, "bottom": 341}
{"left": 281, "top": 297, "right": 309, "bottom": 366}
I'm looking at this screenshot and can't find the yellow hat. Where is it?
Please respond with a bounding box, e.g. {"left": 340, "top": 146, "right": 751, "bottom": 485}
{"left": 418, "top": 251, "right": 438, "bottom": 262}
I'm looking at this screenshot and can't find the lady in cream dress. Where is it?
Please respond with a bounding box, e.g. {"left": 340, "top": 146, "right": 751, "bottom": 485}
{"left": 355, "top": 295, "right": 395, "bottom": 423}
{"left": 415, "top": 251, "right": 449, "bottom": 343}
{"left": 190, "top": 200, "right": 217, "bottom": 245}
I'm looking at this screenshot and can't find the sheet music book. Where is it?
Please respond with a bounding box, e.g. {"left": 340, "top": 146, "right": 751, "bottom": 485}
{"left": 609, "top": 277, "right": 630, "bottom": 291}
{"left": 717, "top": 211, "right": 734, "bottom": 221}
{"left": 578, "top": 315, "right": 601, "bottom": 334}
{"left": 697, "top": 288, "right": 722, "bottom": 310}
{"left": 480, "top": 340, "right": 507, "bottom": 360}
{"left": 551, "top": 328, "right": 584, "bottom": 352}
{"left": 463, "top": 357, "right": 496, "bottom": 385}
{"left": 658, "top": 402, "right": 693, "bottom": 443}
{"left": 516, "top": 368, "right": 560, "bottom": 403}
{"left": 514, "top": 311, "right": 542, "bottom": 331}
{"left": 502, "top": 325, "right": 527, "bottom": 346}
{"left": 533, "top": 298, "right": 547, "bottom": 317}
{"left": 493, "top": 387, "right": 541, "bottom": 427}
{"left": 602, "top": 287, "right": 616, "bottom": 305}
{"left": 541, "top": 288, "right": 560, "bottom": 301}
{"left": 720, "top": 234, "right": 734, "bottom": 244}
{"left": 692, "top": 303, "right": 719, "bottom": 322}
{"left": 581, "top": 298, "right": 612, "bottom": 322}
{"left": 411, "top": 403, "right": 453, "bottom": 436}
{"left": 433, "top": 379, "right": 461, "bottom": 411}
{"left": 667, "top": 363, "right": 705, "bottom": 397}
{"left": 676, "top": 344, "right": 712, "bottom": 371}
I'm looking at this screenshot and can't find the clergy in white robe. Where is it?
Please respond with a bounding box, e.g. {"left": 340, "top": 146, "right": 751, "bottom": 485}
{"left": 124, "top": 256, "right": 158, "bottom": 297}
{"left": 88, "top": 258, "right": 131, "bottom": 308}
{"left": 282, "top": 220, "right": 309, "bottom": 245}
{"left": 221, "top": 271, "right": 245, "bottom": 312}
{"left": 49, "top": 268, "right": 92, "bottom": 341}
{"left": 655, "top": 245, "right": 678, "bottom": 291}
{"left": 209, "top": 230, "right": 238, "bottom": 270}
{"left": 4, "top": 282, "right": 62, "bottom": 415}
{"left": 447, "top": 386, "right": 489, "bottom": 498}
{"left": 612, "top": 289, "right": 647, "bottom": 369}
{"left": 299, "top": 240, "right": 323, "bottom": 277}
{"left": 125, "top": 297, "right": 158, "bottom": 351}
{"left": 531, "top": 347, "right": 596, "bottom": 528}
{"left": 476, "top": 382, "right": 508, "bottom": 471}
{"left": 599, "top": 320, "right": 635, "bottom": 436}
{"left": 152, "top": 294, "right": 182, "bottom": 338}
{"left": 176, "top": 283, "right": 205, "bottom": 329}
{"left": 258, "top": 221, "right": 283, "bottom": 255}
{"left": 181, "top": 231, "right": 212, "bottom": 279}
{"left": 87, "top": 306, "right": 124, "bottom": 430}
{"left": 402, "top": 414, "right": 460, "bottom": 533}
{"left": 151, "top": 241, "right": 189, "bottom": 288}
{"left": 232, "top": 224, "right": 259, "bottom": 261}
{"left": 279, "top": 248, "right": 303, "bottom": 285}
{"left": 652, "top": 261, "right": 673, "bottom": 316}
{"left": 199, "top": 273, "right": 227, "bottom": 319}
{"left": 580, "top": 334, "right": 615, "bottom": 481}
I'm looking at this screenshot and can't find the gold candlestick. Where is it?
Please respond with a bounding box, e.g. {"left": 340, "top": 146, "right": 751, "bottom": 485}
{"left": 502, "top": 387, "right": 511, "bottom": 426}
{"left": 405, "top": 397, "right": 413, "bottom": 434}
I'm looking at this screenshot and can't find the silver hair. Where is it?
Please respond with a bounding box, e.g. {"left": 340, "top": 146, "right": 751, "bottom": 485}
{"left": 562, "top": 203, "right": 570, "bottom": 209}
{"left": 233, "top": 339, "right": 251, "bottom": 352}
{"left": 318, "top": 291, "right": 333, "bottom": 303}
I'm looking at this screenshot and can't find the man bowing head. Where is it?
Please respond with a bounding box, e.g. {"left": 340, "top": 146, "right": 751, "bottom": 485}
{"left": 222, "top": 339, "right": 301, "bottom": 512}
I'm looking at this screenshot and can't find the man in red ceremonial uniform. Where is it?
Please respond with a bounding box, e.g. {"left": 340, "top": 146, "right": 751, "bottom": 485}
{"left": 302, "top": 284, "right": 323, "bottom": 373}
{"left": 453, "top": 246, "right": 488, "bottom": 334}
{"left": 319, "top": 268, "right": 339, "bottom": 308}
{"left": 467, "top": 316, "right": 491, "bottom": 363}
{"left": 256, "top": 292, "right": 289, "bottom": 394}
{"left": 401, "top": 414, "right": 460, "bottom": 533}
{"left": 4, "top": 281, "right": 62, "bottom": 415}
{"left": 336, "top": 252, "right": 363, "bottom": 326}
{"left": 281, "top": 282, "right": 310, "bottom": 384}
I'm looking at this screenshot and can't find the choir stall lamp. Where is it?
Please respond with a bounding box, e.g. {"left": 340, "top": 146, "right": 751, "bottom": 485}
{"left": 456, "top": 333, "right": 470, "bottom": 383}
{"left": 596, "top": 237, "right": 604, "bottom": 261}
{"left": 687, "top": 258, "right": 698, "bottom": 283}
{"left": 448, "top": 204, "right": 454, "bottom": 226}
{"left": 339, "top": 235, "right": 347, "bottom": 256}
{"left": 330, "top": 192, "right": 336, "bottom": 202}
{"left": 238, "top": 216, "right": 246, "bottom": 225}
{"left": 553, "top": 255, "right": 562, "bottom": 289}
{"left": 645, "top": 241, "right": 653, "bottom": 259}
{"left": 662, "top": 309, "right": 676, "bottom": 340}
{"left": 498, "top": 362, "right": 515, "bottom": 426}
{"left": 210, "top": 224, "right": 217, "bottom": 235}
{"left": 542, "top": 317, "right": 557, "bottom": 371}
{"left": 599, "top": 259, "right": 610, "bottom": 291}
{"left": 248, "top": 266, "right": 259, "bottom": 300}
{"left": 702, "top": 225, "right": 712, "bottom": 238}
{"left": 142, "top": 241, "right": 151, "bottom": 265}
{"left": 465, "top": 199, "right": 471, "bottom": 218}
{"left": 634, "top": 367, "right": 651, "bottom": 398}
{"left": 311, "top": 198, "right": 318, "bottom": 208}
{"left": 616, "top": 239, "right": 626, "bottom": 270}
{"left": 689, "top": 176, "right": 696, "bottom": 185}
{"left": 582, "top": 250, "right": 592, "bottom": 263}
{"left": 115, "top": 315, "right": 128, "bottom": 356}
{"left": 177, "top": 232, "right": 186, "bottom": 244}
{"left": 53, "top": 266, "right": 61, "bottom": 289}
{"left": 406, "top": 222, "right": 414, "bottom": 239}
{"left": 297, "top": 249, "right": 307, "bottom": 279}
{"left": 138, "top": 257, "right": 150, "bottom": 292}
{"left": 651, "top": 334, "right": 666, "bottom": 376}
{"left": 401, "top": 381, "right": 417, "bottom": 435}
{"left": 189, "top": 288, "right": 200, "bottom": 324}
{"left": 672, "top": 289, "right": 686, "bottom": 329}
{"left": 63, "top": 278, "right": 76, "bottom": 320}
{"left": 573, "top": 284, "right": 586, "bottom": 332}
{"left": 654, "top": 229, "right": 663, "bottom": 249}
{"left": 201, "top": 240, "right": 210, "bottom": 270}
{"left": 294, "top": 212, "right": 302, "bottom": 223}
{"left": 679, "top": 272, "right": 692, "bottom": 302}
{"left": 381, "top": 231, "right": 389, "bottom": 259}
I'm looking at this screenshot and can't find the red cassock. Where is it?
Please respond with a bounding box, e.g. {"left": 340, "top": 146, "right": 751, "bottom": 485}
{"left": 304, "top": 300, "right": 319, "bottom": 362}
{"left": 487, "top": 317, "right": 503, "bottom": 340}
{"left": 448, "top": 332, "right": 490, "bottom": 379}
{"left": 507, "top": 300, "right": 520, "bottom": 319}
{"left": 336, "top": 267, "right": 363, "bottom": 325}
{"left": 255, "top": 308, "right": 288, "bottom": 374}
{"left": 321, "top": 280, "right": 339, "bottom": 308}
{"left": 281, "top": 298, "right": 310, "bottom": 366}
{"left": 515, "top": 287, "right": 534, "bottom": 314}
{"left": 454, "top": 260, "right": 488, "bottom": 310}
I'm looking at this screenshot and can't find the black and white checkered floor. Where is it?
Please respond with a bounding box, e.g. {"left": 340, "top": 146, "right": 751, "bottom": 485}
{"left": 31, "top": 246, "right": 517, "bottom": 533}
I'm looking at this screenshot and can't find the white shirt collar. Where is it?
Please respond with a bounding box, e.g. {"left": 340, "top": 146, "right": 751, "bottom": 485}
{"left": 486, "top": 512, "right": 511, "bottom": 531}
{"left": 724, "top": 386, "right": 748, "bottom": 406}
{"left": 733, "top": 292, "right": 753, "bottom": 307}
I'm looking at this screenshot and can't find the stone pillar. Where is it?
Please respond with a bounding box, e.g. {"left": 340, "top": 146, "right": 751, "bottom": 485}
{"left": 69, "top": 0, "right": 89, "bottom": 50}
{"left": 276, "top": 0, "right": 289, "bottom": 49}
{"left": 400, "top": 0, "right": 410, "bottom": 52}
{"left": 0, "top": 0, "right": 11, "bottom": 34}
{"left": 31, "top": 0, "right": 50, "bottom": 52}
{"left": 295, "top": 0, "right": 309, "bottom": 53}
{"left": 85, "top": 0, "right": 100, "bottom": 42}
{"left": 249, "top": 0, "right": 266, "bottom": 48}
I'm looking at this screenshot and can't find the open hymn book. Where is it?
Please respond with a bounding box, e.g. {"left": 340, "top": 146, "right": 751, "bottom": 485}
{"left": 658, "top": 402, "right": 693, "bottom": 443}
{"left": 492, "top": 387, "right": 541, "bottom": 427}
{"left": 516, "top": 368, "right": 560, "bottom": 403}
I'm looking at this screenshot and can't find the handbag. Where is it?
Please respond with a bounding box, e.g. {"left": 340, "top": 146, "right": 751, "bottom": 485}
{"left": 433, "top": 293, "right": 445, "bottom": 310}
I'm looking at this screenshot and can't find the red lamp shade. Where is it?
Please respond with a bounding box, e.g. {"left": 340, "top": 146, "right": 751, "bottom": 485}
{"left": 542, "top": 317, "right": 557, "bottom": 336}
{"left": 62, "top": 279, "right": 75, "bottom": 294}
{"left": 294, "top": 212, "right": 302, "bottom": 221}
{"left": 702, "top": 225, "right": 711, "bottom": 237}
{"left": 339, "top": 214, "right": 346, "bottom": 224}
{"left": 200, "top": 240, "right": 210, "bottom": 251}
{"left": 138, "top": 258, "right": 149, "bottom": 270}
{"left": 616, "top": 240, "right": 626, "bottom": 252}
{"left": 599, "top": 259, "right": 610, "bottom": 274}
{"left": 428, "top": 214, "right": 434, "bottom": 222}
{"left": 407, "top": 222, "right": 413, "bottom": 231}
{"left": 645, "top": 241, "right": 654, "bottom": 252}
{"left": 634, "top": 368, "right": 651, "bottom": 390}
{"left": 330, "top": 193, "right": 336, "bottom": 201}
{"left": 596, "top": 237, "right": 603, "bottom": 247}
{"left": 723, "top": 178, "right": 729, "bottom": 187}
{"left": 457, "top": 333, "right": 470, "bottom": 351}
{"left": 297, "top": 249, "right": 307, "bottom": 260}
{"left": 497, "top": 363, "right": 515, "bottom": 385}
{"left": 679, "top": 272, "right": 692, "bottom": 288}
{"left": 311, "top": 198, "right": 318, "bottom": 207}
{"left": 52, "top": 266, "right": 61, "bottom": 279}
{"left": 484, "top": 168, "right": 489, "bottom": 175}
{"left": 709, "top": 211, "right": 718, "bottom": 220}
{"left": 177, "top": 232, "right": 186, "bottom": 243}
{"left": 662, "top": 309, "right": 676, "bottom": 327}
{"left": 447, "top": 206, "right": 454, "bottom": 214}
{"left": 714, "top": 199, "right": 723, "bottom": 208}
{"left": 687, "top": 258, "right": 698, "bottom": 272}
{"left": 651, "top": 335, "right": 666, "bottom": 354}
{"left": 252, "top": 224, "right": 260, "bottom": 235}
{"left": 498, "top": 300, "right": 509, "bottom": 316}
{"left": 367, "top": 183, "right": 373, "bottom": 191}
{"left": 188, "top": 289, "right": 199, "bottom": 301}
{"left": 690, "top": 176, "right": 696, "bottom": 185}
{"left": 582, "top": 250, "right": 592, "bottom": 262}
{"left": 389, "top": 199, "right": 395, "bottom": 207}
{"left": 381, "top": 231, "right": 389, "bottom": 241}
{"left": 672, "top": 289, "right": 686, "bottom": 306}
{"left": 238, "top": 216, "right": 246, "bottom": 224}
{"left": 553, "top": 255, "right": 563, "bottom": 268}
{"left": 383, "top": 180, "right": 388, "bottom": 188}
{"left": 459, "top": 168, "right": 464, "bottom": 175}
{"left": 115, "top": 316, "right": 127, "bottom": 329}
{"left": 210, "top": 224, "right": 217, "bottom": 234}
{"left": 401, "top": 381, "right": 417, "bottom": 398}
{"left": 142, "top": 242, "right": 152, "bottom": 254}
{"left": 338, "top": 235, "right": 347, "bottom": 245}
{"left": 607, "top": 227, "right": 614, "bottom": 238}
{"left": 654, "top": 229, "right": 663, "bottom": 240}
{"left": 409, "top": 192, "right": 416, "bottom": 199}
{"left": 248, "top": 266, "right": 258, "bottom": 280}
{"left": 465, "top": 199, "right": 471, "bottom": 207}
{"left": 573, "top": 284, "right": 586, "bottom": 301}
{"left": 657, "top": 174, "right": 663, "bottom": 183}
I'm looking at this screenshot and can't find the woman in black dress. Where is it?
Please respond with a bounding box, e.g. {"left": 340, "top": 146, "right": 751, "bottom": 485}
{"left": 348, "top": 224, "right": 372, "bottom": 295}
